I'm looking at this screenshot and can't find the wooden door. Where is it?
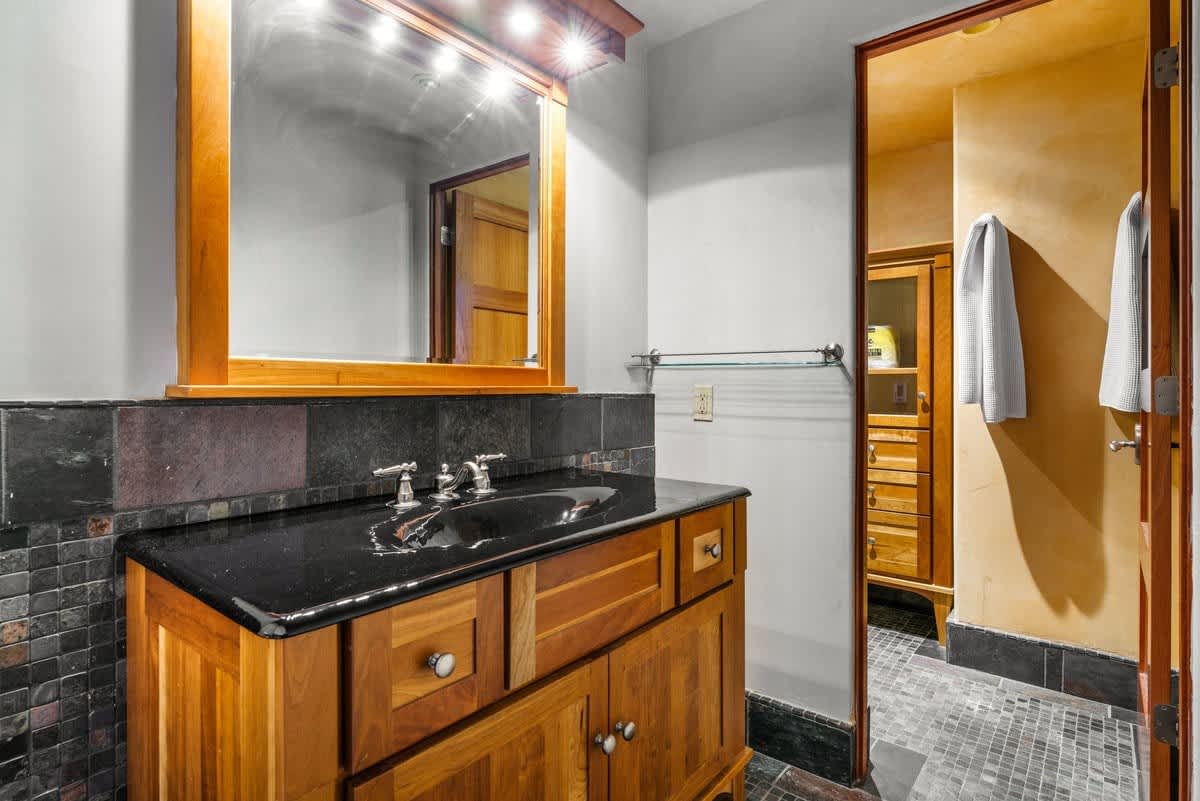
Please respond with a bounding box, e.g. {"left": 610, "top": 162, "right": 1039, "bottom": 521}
{"left": 866, "top": 263, "right": 931, "bottom": 428}
{"left": 608, "top": 587, "right": 739, "bottom": 801}
{"left": 349, "top": 657, "right": 610, "bottom": 801}
{"left": 1140, "top": 0, "right": 1178, "bottom": 797}
{"left": 453, "top": 191, "right": 530, "bottom": 366}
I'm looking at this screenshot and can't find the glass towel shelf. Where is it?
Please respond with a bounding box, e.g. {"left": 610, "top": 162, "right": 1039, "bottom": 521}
{"left": 629, "top": 345, "right": 850, "bottom": 385}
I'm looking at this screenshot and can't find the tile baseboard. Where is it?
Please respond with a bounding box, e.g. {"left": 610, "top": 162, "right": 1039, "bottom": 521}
{"left": 746, "top": 690, "right": 855, "bottom": 786}
{"left": 945, "top": 615, "right": 1176, "bottom": 711}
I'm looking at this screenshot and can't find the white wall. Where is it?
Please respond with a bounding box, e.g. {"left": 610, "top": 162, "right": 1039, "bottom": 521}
{"left": 646, "top": 0, "right": 976, "bottom": 722}
{"left": 565, "top": 41, "right": 651, "bottom": 393}
{"left": 0, "top": 2, "right": 645, "bottom": 399}
{"left": 0, "top": 1, "right": 177, "bottom": 400}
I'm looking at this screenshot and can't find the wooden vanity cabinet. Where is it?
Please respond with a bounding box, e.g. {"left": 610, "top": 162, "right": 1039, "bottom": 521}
{"left": 127, "top": 499, "right": 750, "bottom": 801}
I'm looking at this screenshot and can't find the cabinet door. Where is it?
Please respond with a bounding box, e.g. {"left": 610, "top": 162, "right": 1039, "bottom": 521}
{"left": 867, "top": 263, "right": 931, "bottom": 428}
{"left": 349, "top": 658, "right": 610, "bottom": 801}
{"left": 608, "top": 587, "right": 739, "bottom": 801}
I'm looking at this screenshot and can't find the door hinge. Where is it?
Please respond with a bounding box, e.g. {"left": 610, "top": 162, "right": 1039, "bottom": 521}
{"left": 1154, "top": 376, "right": 1180, "bottom": 417}
{"left": 1154, "top": 46, "right": 1180, "bottom": 88}
{"left": 440, "top": 225, "right": 455, "bottom": 246}
{"left": 1154, "top": 703, "right": 1179, "bottom": 747}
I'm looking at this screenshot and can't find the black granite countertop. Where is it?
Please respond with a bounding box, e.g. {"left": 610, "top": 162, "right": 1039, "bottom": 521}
{"left": 117, "top": 470, "right": 749, "bottom": 639}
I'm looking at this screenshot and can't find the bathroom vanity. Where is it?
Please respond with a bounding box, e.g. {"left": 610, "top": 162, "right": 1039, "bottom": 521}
{"left": 119, "top": 471, "right": 751, "bottom": 800}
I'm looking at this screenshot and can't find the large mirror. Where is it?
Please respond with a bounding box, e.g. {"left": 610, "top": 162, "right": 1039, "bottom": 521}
{"left": 229, "top": 0, "right": 542, "bottom": 368}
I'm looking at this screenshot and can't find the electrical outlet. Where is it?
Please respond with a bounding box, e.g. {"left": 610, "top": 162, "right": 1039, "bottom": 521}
{"left": 693, "top": 385, "right": 714, "bottom": 422}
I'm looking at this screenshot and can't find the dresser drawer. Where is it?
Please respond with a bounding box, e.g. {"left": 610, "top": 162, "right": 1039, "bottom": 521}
{"left": 866, "top": 510, "right": 931, "bottom": 581}
{"left": 507, "top": 522, "right": 676, "bottom": 689}
{"left": 345, "top": 576, "right": 505, "bottom": 773}
{"left": 865, "top": 469, "right": 931, "bottom": 515}
{"left": 677, "top": 503, "right": 735, "bottom": 604}
{"left": 866, "top": 428, "right": 931, "bottom": 472}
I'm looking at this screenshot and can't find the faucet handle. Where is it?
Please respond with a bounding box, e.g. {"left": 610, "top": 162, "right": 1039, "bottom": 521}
{"left": 373, "top": 463, "right": 420, "bottom": 509}
{"left": 475, "top": 454, "right": 508, "bottom": 466}
{"left": 373, "top": 462, "right": 418, "bottom": 478}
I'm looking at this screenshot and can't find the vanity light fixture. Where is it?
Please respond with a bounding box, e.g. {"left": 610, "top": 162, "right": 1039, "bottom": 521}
{"left": 562, "top": 33, "right": 593, "bottom": 70}
{"left": 371, "top": 17, "right": 398, "bottom": 46}
{"left": 433, "top": 46, "right": 460, "bottom": 76}
{"left": 509, "top": 5, "right": 540, "bottom": 38}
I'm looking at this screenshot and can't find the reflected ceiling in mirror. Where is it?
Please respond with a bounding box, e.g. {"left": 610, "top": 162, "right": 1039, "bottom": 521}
{"left": 230, "top": 0, "right": 542, "bottom": 367}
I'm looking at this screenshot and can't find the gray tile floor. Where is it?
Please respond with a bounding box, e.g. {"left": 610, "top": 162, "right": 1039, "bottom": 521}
{"left": 746, "top": 605, "right": 1147, "bottom": 801}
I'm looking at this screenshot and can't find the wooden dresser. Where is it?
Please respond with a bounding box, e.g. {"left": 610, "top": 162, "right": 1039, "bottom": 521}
{"left": 126, "top": 499, "right": 750, "bottom": 801}
{"left": 865, "top": 242, "right": 954, "bottom": 642}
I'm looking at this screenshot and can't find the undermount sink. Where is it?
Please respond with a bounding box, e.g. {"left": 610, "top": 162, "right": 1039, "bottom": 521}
{"left": 372, "top": 486, "right": 623, "bottom": 551}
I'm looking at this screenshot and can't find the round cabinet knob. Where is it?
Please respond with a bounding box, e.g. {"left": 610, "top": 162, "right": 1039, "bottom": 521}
{"left": 594, "top": 733, "right": 617, "bottom": 755}
{"left": 614, "top": 721, "right": 638, "bottom": 741}
{"left": 427, "top": 652, "right": 457, "bottom": 679}
{"left": 704, "top": 543, "right": 722, "bottom": 560}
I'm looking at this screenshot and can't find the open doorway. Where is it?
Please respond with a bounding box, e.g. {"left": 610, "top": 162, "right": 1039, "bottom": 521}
{"left": 429, "top": 154, "right": 538, "bottom": 366}
{"left": 853, "top": 0, "right": 1191, "bottom": 799}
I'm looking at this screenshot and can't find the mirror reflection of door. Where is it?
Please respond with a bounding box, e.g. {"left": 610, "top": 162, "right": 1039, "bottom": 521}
{"left": 431, "top": 158, "right": 536, "bottom": 366}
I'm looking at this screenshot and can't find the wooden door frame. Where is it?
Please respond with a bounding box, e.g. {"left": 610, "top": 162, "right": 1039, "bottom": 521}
{"left": 429, "top": 154, "right": 533, "bottom": 363}
{"left": 853, "top": 0, "right": 1193, "bottom": 789}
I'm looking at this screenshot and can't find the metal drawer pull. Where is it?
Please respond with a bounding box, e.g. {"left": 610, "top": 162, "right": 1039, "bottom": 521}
{"left": 595, "top": 733, "right": 617, "bottom": 755}
{"left": 704, "top": 543, "right": 722, "bottom": 560}
{"left": 427, "top": 652, "right": 457, "bottom": 679}
{"left": 614, "top": 721, "right": 638, "bottom": 741}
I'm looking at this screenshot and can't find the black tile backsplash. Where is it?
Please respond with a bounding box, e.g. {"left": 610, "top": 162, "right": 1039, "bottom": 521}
{"left": 306, "top": 399, "right": 437, "bottom": 489}
{"left": 437, "top": 398, "right": 532, "bottom": 462}
{"left": 0, "top": 392, "right": 653, "bottom": 801}
{"left": 602, "top": 395, "right": 654, "bottom": 449}
{"left": 530, "top": 396, "right": 602, "bottom": 458}
{"left": 5, "top": 409, "right": 114, "bottom": 526}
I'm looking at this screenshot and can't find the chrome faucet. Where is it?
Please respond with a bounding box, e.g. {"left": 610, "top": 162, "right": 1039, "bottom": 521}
{"left": 430, "top": 454, "right": 507, "bottom": 501}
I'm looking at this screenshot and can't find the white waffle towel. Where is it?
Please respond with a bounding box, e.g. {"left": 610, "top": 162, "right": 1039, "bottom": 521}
{"left": 1099, "top": 193, "right": 1148, "bottom": 413}
{"left": 957, "top": 214, "right": 1027, "bottom": 423}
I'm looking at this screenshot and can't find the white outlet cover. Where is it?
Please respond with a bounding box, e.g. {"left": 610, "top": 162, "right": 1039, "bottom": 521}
{"left": 693, "top": 385, "right": 714, "bottom": 422}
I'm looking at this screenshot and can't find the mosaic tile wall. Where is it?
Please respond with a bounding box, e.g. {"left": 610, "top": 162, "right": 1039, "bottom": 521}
{"left": 0, "top": 394, "right": 654, "bottom": 801}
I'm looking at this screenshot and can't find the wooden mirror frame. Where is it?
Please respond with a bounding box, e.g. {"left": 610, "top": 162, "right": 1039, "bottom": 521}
{"left": 171, "top": 0, "right": 571, "bottom": 398}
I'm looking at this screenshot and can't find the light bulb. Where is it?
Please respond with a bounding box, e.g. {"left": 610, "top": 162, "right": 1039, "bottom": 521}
{"left": 509, "top": 6, "right": 540, "bottom": 37}
{"left": 372, "top": 18, "right": 397, "bottom": 46}
{"left": 562, "top": 34, "right": 591, "bottom": 69}
{"left": 433, "top": 47, "right": 460, "bottom": 76}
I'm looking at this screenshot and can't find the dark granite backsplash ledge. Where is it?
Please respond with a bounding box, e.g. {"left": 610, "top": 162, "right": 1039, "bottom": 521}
{"left": 0, "top": 392, "right": 654, "bottom": 801}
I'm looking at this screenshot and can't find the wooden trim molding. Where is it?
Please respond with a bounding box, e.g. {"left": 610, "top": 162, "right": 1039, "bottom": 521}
{"left": 171, "top": 0, "right": 577, "bottom": 398}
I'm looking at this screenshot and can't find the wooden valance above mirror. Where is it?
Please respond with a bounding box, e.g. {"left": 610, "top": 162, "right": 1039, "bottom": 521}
{"left": 170, "top": 0, "right": 642, "bottom": 398}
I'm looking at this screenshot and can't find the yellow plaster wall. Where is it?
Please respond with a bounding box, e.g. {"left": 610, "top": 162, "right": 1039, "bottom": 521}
{"left": 952, "top": 40, "right": 1146, "bottom": 658}
{"left": 867, "top": 141, "right": 953, "bottom": 252}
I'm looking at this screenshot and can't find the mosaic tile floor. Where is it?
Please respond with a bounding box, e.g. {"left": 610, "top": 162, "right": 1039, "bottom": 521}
{"left": 746, "top": 605, "right": 1147, "bottom": 801}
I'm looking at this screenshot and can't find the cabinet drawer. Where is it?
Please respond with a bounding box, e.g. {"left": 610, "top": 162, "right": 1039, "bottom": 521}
{"left": 345, "top": 576, "right": 505, "bottom": 773}
{"left": 865, "top": 469, "right": 931, "bottom": 515}
{"left": 866, "top": 510, "right": 930, "bottom": 581}
{"left": 508, "top": 522, "right": 676, "bottom": 689}
{"left": 678, "top": 504, "right": 735, "bottom": 604}
{"left": 866, "top": 428, "right": 931, "bottom": 472}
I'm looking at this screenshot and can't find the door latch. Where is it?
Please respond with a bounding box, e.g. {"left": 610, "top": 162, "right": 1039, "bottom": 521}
{"left": 1154, "top": 376, "right": 1180, "bottom": 417}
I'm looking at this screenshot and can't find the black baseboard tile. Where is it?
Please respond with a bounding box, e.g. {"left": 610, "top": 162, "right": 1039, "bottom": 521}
{"left": 946, "top": 616, "right": 1147, "bottom": 711}
{"left": 746, "top": 691, "right": 855, "bottom": 786}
